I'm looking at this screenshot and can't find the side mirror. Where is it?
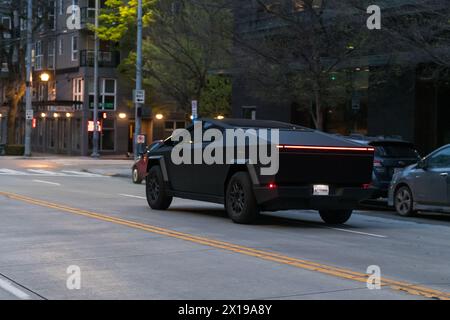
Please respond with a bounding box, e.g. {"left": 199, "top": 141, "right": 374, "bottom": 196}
{"left": 417, "top": 159, "right": 428, "bottom": 170}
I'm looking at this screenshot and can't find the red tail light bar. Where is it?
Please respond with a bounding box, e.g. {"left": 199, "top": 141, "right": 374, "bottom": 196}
{"left": 277, "top": 145, "right": 375, "bottom": 152}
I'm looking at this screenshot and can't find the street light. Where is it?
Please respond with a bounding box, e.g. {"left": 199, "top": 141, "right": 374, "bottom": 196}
{"left": 40, "top": 72, "right": 50, "bottom": 82}
{"left": 216, "top": 115, "right": 225, "bottom": 120}
{"left": 155, "top": 114, "right": 164, "bottom": 120}
{"left": 118, "top": 113, "right": 127, "bottom": 119}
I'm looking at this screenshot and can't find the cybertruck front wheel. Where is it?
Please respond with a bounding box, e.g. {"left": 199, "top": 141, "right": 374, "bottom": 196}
{"left": 225, "top": 172, "right": 259, "bottom": 224}
{"left": 319, "top": 210, "right": 353, "bottom": 224}
{"left": 146, "top": 166, "right": 172, "bottom": 210}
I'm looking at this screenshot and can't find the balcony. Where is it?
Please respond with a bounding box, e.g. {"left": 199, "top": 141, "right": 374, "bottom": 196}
{"left": 80, "top": 50, "right": 120, "bottom": 68}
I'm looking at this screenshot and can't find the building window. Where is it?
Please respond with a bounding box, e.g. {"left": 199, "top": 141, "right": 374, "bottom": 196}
{"left": 101, "top": 119, "right": 115, "bottom": 151}
{"left": 242, "top": 106, "right": 257, "bottom": 120}
{"left": 20, "top": 17, "right": 26, "bottom": 31}
{"left": 38, "top": 83, "right": 46, "bottom": 101}
{"left": 48, "top": 81, "right": 56, "bottom": 101}
{"left": 72, "top": 78, "right": 84, "bottom": 102}
{"left": 1, "top": 16, "right": 11, "bottom": 39}
{"left": 71, "top": 36, "right": 78, "bottom": 61}
{"left": 58, "top": 38, "right": 63, "bottom": 55}
{"left": 35, "top": 41, "right": 43, "bottom": 70}
{"left": 48, "top": 41, "right": 55, "bottom": 69}
{"left": 48, "top": 1, "right": 56, "bottom": 30}
{"left": 88, "top": 78, "right": 116, "bottom": 110}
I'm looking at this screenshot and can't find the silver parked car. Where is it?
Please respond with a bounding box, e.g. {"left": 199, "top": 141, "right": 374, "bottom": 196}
{"left": 388, "top": 144, "right": 450, "bottom": 216}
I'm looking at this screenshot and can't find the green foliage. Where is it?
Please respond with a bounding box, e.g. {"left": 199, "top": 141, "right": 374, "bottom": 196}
{"left": 200, "top": 76, "right": 232, "bottom": 118}
{"left": 96, "top": 0, "right": 156, "bottom": 42}
{"left": 97, "top": 0, "right": 232, "bottom": 117}
{"left": 142, "top": 0, "right": 232, "bottom": 115}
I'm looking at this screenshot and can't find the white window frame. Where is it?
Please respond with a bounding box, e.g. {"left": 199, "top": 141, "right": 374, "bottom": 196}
{"left": 101, "top": 78, "right": 116, "bottom": 110}
{"left": 71, "top": 36, "right": 78, "bottom": 61}
{"left": 88, "top": 78, "right": 117, "bottom": 110}
{"left": 2, "top": 17, "right": 11, "bottom": 39}
{"left": 72, "top": 78, "right": 84, "bottom": 102}
{"left": 35, "top": 41, "right": 43, "bottom": 71}
{"left": 49, "top": 0, "right": 56, "bottom": 30}
{"left": 48, "top": 40, "right": 55, "bottom": 69}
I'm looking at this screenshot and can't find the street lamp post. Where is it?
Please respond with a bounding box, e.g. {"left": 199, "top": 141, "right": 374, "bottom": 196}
{"left": 23, "top": 0, "right": 33, "bottom": 157}
{"left": 134, "top": 0, "right": 143, "bottom": 158}
{"left": 91, "top": 0, "right": 100, "bottom": 158}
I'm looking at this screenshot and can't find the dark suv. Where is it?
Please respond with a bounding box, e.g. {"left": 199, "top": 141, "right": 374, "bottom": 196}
{"left": 346, "top": 136, "right": 421, "bottom": 198}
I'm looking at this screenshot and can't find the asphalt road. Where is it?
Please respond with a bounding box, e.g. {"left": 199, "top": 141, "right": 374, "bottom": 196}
{"left": 1, "top": 157, "right": 450, "bottom": 300}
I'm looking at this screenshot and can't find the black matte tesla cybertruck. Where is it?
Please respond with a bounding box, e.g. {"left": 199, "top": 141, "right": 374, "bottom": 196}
{"left": 144, "top": 119, "right": 374, "bottom": 224}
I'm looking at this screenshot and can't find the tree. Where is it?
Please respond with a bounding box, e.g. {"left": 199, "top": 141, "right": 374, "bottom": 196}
{"left": 234, "top": 0, "right": 371, "bottom": 130}
{"left": 141, "top": 0, "right": 233, "bottom": 116}
{"left": 381, "top": 0, "right": 450, "bottom": 69}
{"left": 97, "top": 0, "right": 156, "bottom": 42}
{"left": 0, "top": 0, "right": 51, "bottom": 144}
{"left": 99, "top": 0, "right": 233, "bottom": 117}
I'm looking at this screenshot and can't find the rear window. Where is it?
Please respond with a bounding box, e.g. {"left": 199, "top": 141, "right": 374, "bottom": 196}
{"left": 374, "top": 145, "right": 420, "bottom": 158}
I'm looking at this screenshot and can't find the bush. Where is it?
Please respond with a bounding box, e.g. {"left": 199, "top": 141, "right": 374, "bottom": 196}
{"left": 5, "top": 144, "right": 25, "bottom": 156}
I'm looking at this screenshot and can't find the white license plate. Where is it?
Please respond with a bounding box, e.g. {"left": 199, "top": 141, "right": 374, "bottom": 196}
{"left": 313, "top": 185, "right": 329, "bottom": 196}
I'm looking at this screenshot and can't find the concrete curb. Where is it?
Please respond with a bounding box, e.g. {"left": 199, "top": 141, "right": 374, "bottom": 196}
{"left": 82, "top": 168, "right": 132, "bottom": 178}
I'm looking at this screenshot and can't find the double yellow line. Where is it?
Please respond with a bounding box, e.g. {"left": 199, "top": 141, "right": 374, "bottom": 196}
{"left": 1, "top": 191, "right": 449, "bottom": 300}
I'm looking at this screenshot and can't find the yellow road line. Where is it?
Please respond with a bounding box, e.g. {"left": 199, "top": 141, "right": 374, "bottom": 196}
{"left": 1, "top": 191, "right": 449, "bottom": 300}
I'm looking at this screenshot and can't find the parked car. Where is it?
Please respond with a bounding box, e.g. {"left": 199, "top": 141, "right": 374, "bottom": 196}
{"left": 144, "top": 119, "right": 375, "bottom": 225}
{"left": 346, "top": 136, "right": 421, "bottom": 198}
{"left": 388, "top": 144, "right": 450, "bottom": 216}
{"left": 132, "top": 140, "right": 163, "bottom": 184}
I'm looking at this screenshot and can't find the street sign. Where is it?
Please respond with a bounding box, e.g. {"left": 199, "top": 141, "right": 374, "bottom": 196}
{"left": 134, "top": 90, "right": 145, "bottom": 104}
{"left": 136, "top": 134, "right": 146, "bottom": 144}
{"left": 192, "top": 100, "right": 198, "bottom": 120}
{"left": 26, "top": 110, "right": 34, "bottom": 120}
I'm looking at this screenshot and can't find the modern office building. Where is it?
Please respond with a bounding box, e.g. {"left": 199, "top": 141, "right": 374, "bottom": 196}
{"left": 232, "top": 0, "right": 450, "bottom": 154}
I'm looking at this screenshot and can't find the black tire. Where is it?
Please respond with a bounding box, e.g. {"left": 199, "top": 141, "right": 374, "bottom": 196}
{"left": 225, "top": 172, "right": 259, "bottom": 224}
{"left": 319, "top": 210, "right": 353, "bottom": 224}
{"left": 132, "top": 167, "right": 142, "bottom": 184}
{"left": 146, "top": 166, "right": 172, "bottom": 210}
{"left": 394, "top": 185, "right": 415, "bottom": 217}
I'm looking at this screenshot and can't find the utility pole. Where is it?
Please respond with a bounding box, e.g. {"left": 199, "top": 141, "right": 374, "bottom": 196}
{"left": 23, "top": 0, "right": 33, "bottom": 157}
{"left": 134, "top": 0, "right": 143, "bottom": 158}
{"left": 91, "top": 0, "right": 100, "bottom": 157}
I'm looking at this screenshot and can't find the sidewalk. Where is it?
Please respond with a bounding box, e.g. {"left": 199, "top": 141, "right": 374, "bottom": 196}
{"left": 0, "top": 153, "right": 134, "bottom": 178}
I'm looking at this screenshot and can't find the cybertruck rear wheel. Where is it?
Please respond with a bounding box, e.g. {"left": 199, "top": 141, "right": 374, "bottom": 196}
{"left": 146, "top": 166, "right": 172, "bottom": 210}
{"left": 319, "top": 210, "right": 353, "bottom": 224}
{"left": 225, "top": 172, "right": 259, "bottom": 224}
